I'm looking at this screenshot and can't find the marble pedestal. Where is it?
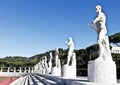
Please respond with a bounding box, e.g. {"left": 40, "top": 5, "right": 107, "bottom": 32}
{"left": 88, "top": 60, "right": 117, "bottom": 84}
{"left": 51, "top": 67, "right": 61, "bottom": 76}
{"left": 62, "top": 65, "right": 76, "bottom": 78}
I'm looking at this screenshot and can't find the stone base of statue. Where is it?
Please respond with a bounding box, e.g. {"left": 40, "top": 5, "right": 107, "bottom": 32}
{"left": 62, "top": 64, "right": 76, "bottom": 78}
{"left": 88, "top": 60, "right": 117, "bottom": 84}
{"left": 62, "top": 53, "right": 76, "bottom": 78}
{"left": 51, "top": 67, "right": 61, "bottom": 76}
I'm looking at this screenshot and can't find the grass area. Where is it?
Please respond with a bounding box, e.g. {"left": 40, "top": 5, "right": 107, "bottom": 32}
{"left": 0, "top": 77, "right": 6, "bottom": 82}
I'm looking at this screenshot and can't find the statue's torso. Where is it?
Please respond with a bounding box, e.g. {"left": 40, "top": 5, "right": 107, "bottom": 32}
{"left": 96, "top": 12, "right": 106, "bottom": 34}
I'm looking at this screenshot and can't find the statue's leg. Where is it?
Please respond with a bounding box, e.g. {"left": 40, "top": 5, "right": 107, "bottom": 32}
{"left": 67, "top": 51, "right": 72, "bottom": 65}
{"left": 97, "top": 39, "right": 104, "bottom": 61}
{"left": 67, "top": 55, "right": 70, "bottom": 65}
{"left": 96, "top": 29, "right": 106, "bottom": 61}
{"left": 103, "top": 36, "right": 113, "bottom": 61}
{"left": 58, "top": 59, "right": 61, "bottom": 68}
{"left": 55, "top": 58, "right": 57, "bottom": 67}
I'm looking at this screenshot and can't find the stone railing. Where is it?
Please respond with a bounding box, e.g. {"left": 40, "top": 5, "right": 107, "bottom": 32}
{"left": 0, "top": 67, "right": 33, "bottom": 77}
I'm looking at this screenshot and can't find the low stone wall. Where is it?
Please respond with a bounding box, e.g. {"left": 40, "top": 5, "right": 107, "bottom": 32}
{"left": 0, "top": 72, "right": 27, "bottom": 77}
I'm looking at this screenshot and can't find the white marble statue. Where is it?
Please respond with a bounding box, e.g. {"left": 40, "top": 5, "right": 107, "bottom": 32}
{"left": 62, "top": 37, "right": 76, "bottom": 78}
{"left": 88, "top": 5, "right": 116, "bottom": 83}
{"left": 65, "top": 37, "right": 75, "bottom": 65}
{"left": 34, "top": 61, "right": 40, "bottom": 73}
{"left": 48, "top": 52, "right": 52, "bottom": 73}
{"left": 44, "top": 56, "right": 49, "bottom": 74}
{"left": 38, "top": 61, "right": 42, "bottom": 74}
{"left": 89, "top": 5, "right": 112, "bottom": 61}
{"left": 44, "top": 56, "right": 48, "bottom": 69}
{"left": 41, "top": 59, "right": 45, "bottom": 74}
{"left": 55, "top": 48, "right": 59, "bottom": 67}
{"left": 51, "top": 48, "right": 61, "bottom": 76}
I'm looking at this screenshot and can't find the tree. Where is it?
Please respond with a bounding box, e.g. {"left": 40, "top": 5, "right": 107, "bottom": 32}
{"left": 109, "top": 32, "right": 120, "bottom": 46}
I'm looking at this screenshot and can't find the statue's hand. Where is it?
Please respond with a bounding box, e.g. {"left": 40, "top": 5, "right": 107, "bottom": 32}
{"left": 89, "top": 23, "right": 94, "bottom": 28}
{"left": 65, "top": 41, "right": 67, "bottom": 44}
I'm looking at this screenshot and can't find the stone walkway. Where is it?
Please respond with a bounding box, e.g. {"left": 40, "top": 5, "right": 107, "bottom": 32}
{"left": 0, "top": 77, "right": 17, "bottom": 85}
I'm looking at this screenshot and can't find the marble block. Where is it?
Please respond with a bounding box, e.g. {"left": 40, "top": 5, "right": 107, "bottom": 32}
{"left": 51, "top": 67, "right": 61, "bottom": 76}
{"left": 88, "top": 61, "right": 117, "bottom": 84}
{"left": 62, "top": 65, "right": 76, "bottom": 78}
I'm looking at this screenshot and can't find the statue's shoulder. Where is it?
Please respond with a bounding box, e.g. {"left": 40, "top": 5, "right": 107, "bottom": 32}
{"left": 101, "top": 12, "right": 106, "bottom": 17}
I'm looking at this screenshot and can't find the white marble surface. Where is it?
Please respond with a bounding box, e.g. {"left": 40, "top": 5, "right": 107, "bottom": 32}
{"left": 62, "top": 65, "right": 76, "bottom": 78}
{"left": 51, "top": 66, "right": 61, "bottom": 76}
{"left": 62, "top": 52, "right": 76, "bottom": 78}
{"left": 88, "top": 61, "right": 117, "bottom": 84}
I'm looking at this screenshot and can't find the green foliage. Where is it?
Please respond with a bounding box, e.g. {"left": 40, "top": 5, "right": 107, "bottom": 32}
{"left": 0, "top": 56, "right": 38, "bottom": 68}
{"left": 109, "top": 32, "right": 120, "bottom": 46}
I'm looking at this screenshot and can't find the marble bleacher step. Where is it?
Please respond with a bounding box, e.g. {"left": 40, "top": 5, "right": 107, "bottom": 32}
{"left": 10, "top": 75, "right": 28, "bottom": 85}
{"left": 32, "top": 73, "right": 58, "bottom": 85}
{"left": 35, "top": 74, "right": 64, "bottom": 85}
{"left": 28, "top": 75, "right": 34, "bottom": 85}
{"left": 30, "top": 74, "right": 44, "bottom": 85}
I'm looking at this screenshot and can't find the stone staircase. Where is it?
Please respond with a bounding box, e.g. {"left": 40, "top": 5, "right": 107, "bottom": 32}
{"left": 10, "top": 73, "right": 120, "bottom": 85}
{"left": 10, "top": 73, "right": 64, "bottom": 85}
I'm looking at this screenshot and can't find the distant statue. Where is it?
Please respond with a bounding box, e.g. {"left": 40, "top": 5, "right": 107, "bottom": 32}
{"left": 55, "top": 48, "right": 59, "bottom": 67}
{"left": 51, "top": 48, "right": 61, "bottom": 76}
{"left": 65, "top": 37, "right": 75, "bottom": 65}
{"left": 41, "top": 59, "right": 44, "bottom": 68}
{"left": 89, "top": 5, "right": 112, "bottom": 61}
{"left": 44, "top": 56, "right": 48, "bottom": 69}
{"left": 38, "top": 61, "right": 42, "bottom": 74}
{"left": 48, "top": 52, "right": 52, "bottom": 73}
{"left": 41, "top": 58, "right": 45, "bottom": 74}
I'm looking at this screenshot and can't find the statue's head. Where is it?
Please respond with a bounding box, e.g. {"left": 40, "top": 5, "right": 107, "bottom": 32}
{"left": 96, "top": 5, "right": 102, "bottom": 13}
{"left": 55, "top": 47, "right": 58, "bottom": 51}
{"left": 69, "top": 37, "right": 72, "bottom": 41}
{"left": 49, "top": 52, "right": 52, "bottom": 58}
{"left": 45, "top": 56, "right": 47, "bottom": 60}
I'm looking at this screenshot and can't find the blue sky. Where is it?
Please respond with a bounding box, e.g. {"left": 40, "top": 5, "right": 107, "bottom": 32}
{"left": 0, "top": 0, "right": 119, "bottom": 57}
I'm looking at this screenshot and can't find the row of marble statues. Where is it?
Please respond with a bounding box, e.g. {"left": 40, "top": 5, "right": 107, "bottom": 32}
{"left": 33, "top": 4, "right": 114, "bottom": 73}
{"left": 33, "top": 37, "right": 76, "bottom": 77}
{"left": 32, "top": 5, "right": 117, "bottom": 84}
